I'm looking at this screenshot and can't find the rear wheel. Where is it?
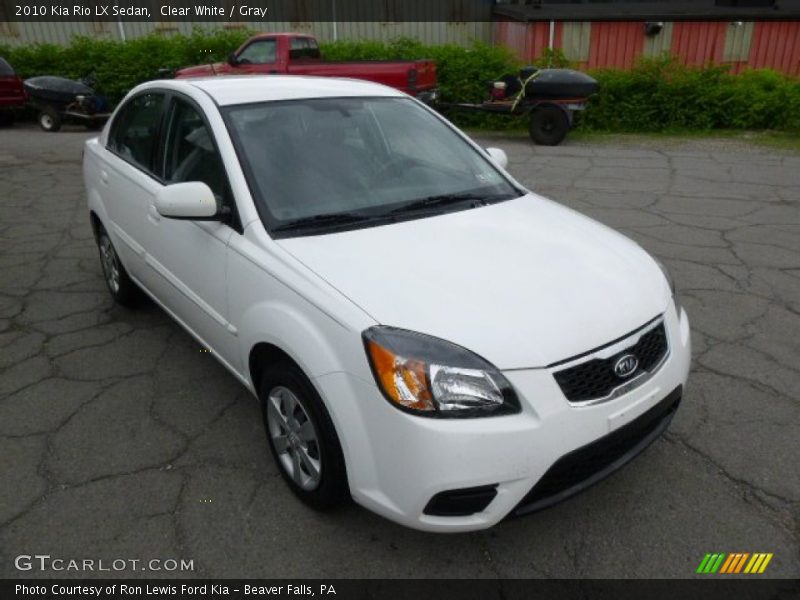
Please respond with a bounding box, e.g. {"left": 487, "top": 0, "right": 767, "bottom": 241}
{"left": 95, "top": 223, "right": 139, "bottom": 306}
{"left": 38, "top": 107, "right": 62, "bottom": 132}
{"left": 260, "top": 360, "right": 348, "bottom": 510}
{"left": 529, "top": 105, "right": 569, "bottom": 146}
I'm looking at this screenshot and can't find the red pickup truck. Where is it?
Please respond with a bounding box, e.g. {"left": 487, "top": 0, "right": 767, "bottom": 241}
{"left": 0, "top": 57, "right": 27, "bottom": 124}
{"left": 175, "top": 33, "right": 438, "bottom": 103}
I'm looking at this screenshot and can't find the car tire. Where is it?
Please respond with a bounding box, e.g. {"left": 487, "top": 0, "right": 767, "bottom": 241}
{"left": 529, "top": 105, "right": 569, "bottom": 146}
{"left": 95, "top": 223, "right": 140, "bottom": 306}
{"left": 260, "top": 360, "right": 349, "bottom": 510}
{"left": 0, "top": 112, "right": 14, "bottom": 127}
{"left": 38, "top": 107, "right": 62, "bottom": 132}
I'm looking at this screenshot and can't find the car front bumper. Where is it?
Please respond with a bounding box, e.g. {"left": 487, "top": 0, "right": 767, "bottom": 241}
{"left": 315, "top": 304, "right": 691, "bottom": 532}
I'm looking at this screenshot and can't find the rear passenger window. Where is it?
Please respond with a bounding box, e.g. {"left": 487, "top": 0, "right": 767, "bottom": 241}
{"left": 289, "top": 38, "right": 320, "bottom": 60}
{"left": 108, "top": 93, "right": 164, "bottom": 173}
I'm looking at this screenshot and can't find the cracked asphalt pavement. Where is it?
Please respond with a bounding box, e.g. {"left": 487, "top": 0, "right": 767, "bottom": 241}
{"left": 1, "top": 125, "right": 798, "bottom": 579}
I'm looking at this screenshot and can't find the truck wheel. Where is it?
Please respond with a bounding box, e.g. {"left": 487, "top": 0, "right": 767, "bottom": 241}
{"left": 529, "top": 105, "right": 569, "bottom": 146}
{"left": 39, "top": 107, "right": 62, "bottom": 133}
{"left": 260, "top": 360, "right": 349, "bottom": 511}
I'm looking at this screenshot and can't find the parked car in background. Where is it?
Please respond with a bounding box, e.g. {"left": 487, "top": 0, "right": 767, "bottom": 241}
{"left": 0, "top": 57, "right": 27, "bottom": 125}
{"left": 174, "top": 32, "right": 439, "bottom": 104}
{"left": 83, "top": 75, "right": 690, "bottom": 532}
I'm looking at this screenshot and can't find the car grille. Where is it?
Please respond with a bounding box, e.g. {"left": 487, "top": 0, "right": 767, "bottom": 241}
{"left": 512, "top": 385, "right": 682, "bottom": 516}
{"left": 552, "top": 319, "right": 668, "bottom": 404}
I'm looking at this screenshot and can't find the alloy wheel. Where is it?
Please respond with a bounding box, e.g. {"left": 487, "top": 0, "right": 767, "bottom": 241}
{"left": 99, "top": 235, "right": 120, "bottom": 294}
{"left": 267, "top": 385, "right": 322, "bottom": 491}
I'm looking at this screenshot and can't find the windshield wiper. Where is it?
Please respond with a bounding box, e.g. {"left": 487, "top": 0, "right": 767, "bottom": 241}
{"left": 388, "top": 192, "right": 514, "bottom": 216}
{"left": 271, "top": 212, "right": 373, "bottom": 233}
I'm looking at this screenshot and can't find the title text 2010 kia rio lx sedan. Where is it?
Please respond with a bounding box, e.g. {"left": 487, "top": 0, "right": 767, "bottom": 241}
{"left": 83, "top": 76, "right": 691, "bottom": 532}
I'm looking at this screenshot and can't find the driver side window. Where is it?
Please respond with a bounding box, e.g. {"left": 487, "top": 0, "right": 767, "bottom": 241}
{"left": 162, "top": 99, "right": 227, "bottom": 203}
{"left": 237, "top": 40, "right": 276, "bottom": 64}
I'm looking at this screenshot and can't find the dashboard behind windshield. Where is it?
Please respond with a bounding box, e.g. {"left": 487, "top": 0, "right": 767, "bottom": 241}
{"left": 223, "top": 97, "right": 520, "bottom": 236}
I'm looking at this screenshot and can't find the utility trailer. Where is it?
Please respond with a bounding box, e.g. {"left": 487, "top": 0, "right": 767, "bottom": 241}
{"left": 445, "top": 67, "right": 599, "bottom": 146}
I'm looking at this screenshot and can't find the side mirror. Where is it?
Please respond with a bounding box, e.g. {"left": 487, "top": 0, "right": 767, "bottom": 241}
{"left": 486, "top": 147, "right": 508, "bottom": 169}
{"left": 155, "top": 182, "right": 219, "bottom": 220}
{"left": 227, "top": 52, "right": 239, "bottom": 66}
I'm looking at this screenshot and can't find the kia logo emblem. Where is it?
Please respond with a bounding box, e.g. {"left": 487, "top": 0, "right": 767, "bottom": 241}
{"left": 614, "top": 354, "right": 639, "bottom": 378}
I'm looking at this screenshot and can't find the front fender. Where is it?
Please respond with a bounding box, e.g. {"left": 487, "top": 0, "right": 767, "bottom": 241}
{"left": 238, "top": 299, "right": 372, "bottom": 393}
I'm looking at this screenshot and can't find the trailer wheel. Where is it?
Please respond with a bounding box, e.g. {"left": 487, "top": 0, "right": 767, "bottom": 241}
{"left": 529, "top": 105, "right": 569, "bottom": 146}
{"left": 38, "top": 107, "right": 62, "bottom": 133}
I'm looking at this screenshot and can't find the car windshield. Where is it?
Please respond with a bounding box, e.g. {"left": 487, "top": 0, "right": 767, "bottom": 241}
{"left": 223, "top": 97, "right": 520, "bottom": 236}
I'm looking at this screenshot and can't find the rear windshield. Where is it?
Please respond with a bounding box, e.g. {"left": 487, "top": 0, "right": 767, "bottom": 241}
{"left": 0, "top": 58, "right": 15, "bottom": 76}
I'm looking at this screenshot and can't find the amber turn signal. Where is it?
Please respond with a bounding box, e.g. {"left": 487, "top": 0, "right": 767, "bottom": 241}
{"left": 366, "top": 339, "right": 435, "bottom": 412}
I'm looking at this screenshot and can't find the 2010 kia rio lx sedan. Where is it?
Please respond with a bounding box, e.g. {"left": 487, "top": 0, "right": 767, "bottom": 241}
{"left": 83, "top": 76, "right": 691, "bottom": 532}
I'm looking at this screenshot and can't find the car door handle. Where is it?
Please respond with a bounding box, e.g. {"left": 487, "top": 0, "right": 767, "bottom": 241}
{"left": 100, "top": 170, "right": 109, "bottom": 184}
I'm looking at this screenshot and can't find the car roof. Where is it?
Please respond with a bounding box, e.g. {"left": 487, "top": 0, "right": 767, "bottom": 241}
{"left": 158, "top": 75, "right": 405, "bottom": 106}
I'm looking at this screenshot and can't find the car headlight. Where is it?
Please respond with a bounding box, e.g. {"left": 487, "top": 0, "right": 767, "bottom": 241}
{"left": 654, "top": 257, "right": 681, "bottom": 314}
{"left": 362, "top": 326, "right": 520, "bottom": 418}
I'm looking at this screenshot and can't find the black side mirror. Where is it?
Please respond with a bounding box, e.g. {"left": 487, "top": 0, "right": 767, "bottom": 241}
{"left": 227, "top": 52, "right": 239, "bottom": 66}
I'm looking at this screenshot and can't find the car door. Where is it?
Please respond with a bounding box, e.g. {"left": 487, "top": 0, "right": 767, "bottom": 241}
{"left": 144, "top": 94, "right": 239, "bottom": 368}
{"left": 102, "top": 91, "right": 167, "bottom": 288}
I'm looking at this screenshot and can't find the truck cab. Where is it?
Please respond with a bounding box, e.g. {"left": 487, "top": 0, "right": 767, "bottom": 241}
{"left": 175, "top": 33, "right": 438, "bottom": 104}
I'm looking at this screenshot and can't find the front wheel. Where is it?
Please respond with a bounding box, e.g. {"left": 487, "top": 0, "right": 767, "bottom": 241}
{"left": 38, "top": 107, "right": 62, "bottom": 132}
{"left": 260, "top": 361, "right": 348, "bottom": 510}
{"left": 529, "top": 105, "right": 569, "bottom": 146}
{"left": 95, "top": 224, "right": 140, "bottom": 306}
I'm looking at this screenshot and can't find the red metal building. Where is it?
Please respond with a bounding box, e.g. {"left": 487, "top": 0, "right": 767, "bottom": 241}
{"left": 492, "top": 1, "right": 800, "bottom": 75}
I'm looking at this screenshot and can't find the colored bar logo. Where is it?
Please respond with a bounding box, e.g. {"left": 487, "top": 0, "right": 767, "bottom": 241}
{"left": 697, "top": 553, "right": 773, "bottom": 574}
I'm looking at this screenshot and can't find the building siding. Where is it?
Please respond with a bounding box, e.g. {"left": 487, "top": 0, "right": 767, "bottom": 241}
{"left": 643, "top": 21, "right": 673, "bottom": 58}
{"left": 562, "top": 21, "right": 591, "bottom": 62}
{"left": 671, "top": 21, "right": 727, "bottom": 66}
{"left": 749, "top": 21, "right": 800, "bottom": 76}
{"left": 0, "top": 20, "right": 491, "bottom": 48}
{"left": 495, "top": 19, "right": 800, "bottom": 76}
{"left": 588, "top": 21, "right": 643, "bottom": 69}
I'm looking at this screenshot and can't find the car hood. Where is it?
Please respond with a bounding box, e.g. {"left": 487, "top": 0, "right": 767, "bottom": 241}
{"left": 277, "top": 194, "right": 669, "bottom": 369}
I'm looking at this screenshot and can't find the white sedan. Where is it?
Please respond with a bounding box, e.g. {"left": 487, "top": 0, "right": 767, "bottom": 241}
{"left": 83, "top": 76, "right": 691, "bottom": 532}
